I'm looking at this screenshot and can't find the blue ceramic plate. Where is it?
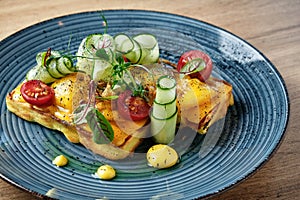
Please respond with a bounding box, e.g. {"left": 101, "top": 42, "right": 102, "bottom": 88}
{"left": 0, "top": 10, "right": 289, "bottom": 199}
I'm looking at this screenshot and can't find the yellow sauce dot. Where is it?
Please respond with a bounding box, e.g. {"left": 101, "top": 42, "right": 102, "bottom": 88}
{"left": 96, "top": 165, "right": 116, "bottom": 180}
{"left": 52, "top": 155, "right": 68, "bottom": 167}
{"left": 147, "top": 144, "right": 179, "bottom": 169}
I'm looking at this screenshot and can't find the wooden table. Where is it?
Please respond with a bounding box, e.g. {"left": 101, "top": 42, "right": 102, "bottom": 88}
{"left": 0, "top": 0, "right": 299, "bottom": 199}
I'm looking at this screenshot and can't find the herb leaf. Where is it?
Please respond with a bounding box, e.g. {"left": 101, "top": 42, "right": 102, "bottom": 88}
{"left": 95, "top": 48, "right": 110, "bottom": 61}
{"left": 96, "top": 95, "right": 119, "bottom": 100}
{"left": 86, "top": 108, "right": 114, "bottom": 144}
{"left": 111, "top": 55, "right": 131, "bottom": 88}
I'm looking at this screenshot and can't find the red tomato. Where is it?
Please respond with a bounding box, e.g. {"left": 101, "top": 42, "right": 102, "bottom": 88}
{"left": 20, "top": 80, "right": 55, "bottom": 107}
{"left": 177, "top": 50, "right": 213, "bottom": 82}
{"left": 117, "top": 90, "right": 150, "bottom": 121}
{"left": 122, "top": 55, "right": 129, "bottom": 62}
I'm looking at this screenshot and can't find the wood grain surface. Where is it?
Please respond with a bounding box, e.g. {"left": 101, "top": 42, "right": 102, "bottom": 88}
{"left": 0, "top": 0, "right": 299, "bottom": 199}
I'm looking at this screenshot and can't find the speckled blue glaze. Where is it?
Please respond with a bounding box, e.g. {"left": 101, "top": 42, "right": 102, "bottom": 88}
{"left": 0, "top": 10, "right": 289, "bottom": 199}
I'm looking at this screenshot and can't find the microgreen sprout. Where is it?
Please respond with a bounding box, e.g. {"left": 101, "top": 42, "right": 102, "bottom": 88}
{"left": 112, "top": 55, "right": 149, "bottom": 99}
{"left": 100, "top": 11, "right": 108, "bottom": 34}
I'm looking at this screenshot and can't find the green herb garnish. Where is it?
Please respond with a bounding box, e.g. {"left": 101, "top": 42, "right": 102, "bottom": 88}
{"left": 86, "top": 108, "right": 114, "bottom": 144}
{"left": 100, "top": 11, "right": 108, "bottom": 34}
{"left": 112, "top": 55, "right": 149, "bottom": 99}
{"left": 96, "top": 95, "right": 119, "bottom": 101}
{"left": 95, "top": 48, "right": 110, "bottom": 61}
{"left": 72, "top": 80, "right": 114, "bottom": 144}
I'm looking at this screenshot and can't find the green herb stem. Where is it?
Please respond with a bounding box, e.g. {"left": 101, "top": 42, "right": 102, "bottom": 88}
{"left": 125, "top": 69, "right": 138, "bottom": 91}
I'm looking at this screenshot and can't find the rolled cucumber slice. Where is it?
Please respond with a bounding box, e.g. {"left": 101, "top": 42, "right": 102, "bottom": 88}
{"left": 46, "top": 58, "right": 65, "bottom": 79}
{"left": 180, "top": 58, "right": 206, "bottom": 74}
{"left": 155, "top": 75, "right": 177, "bottom": 104}
{"left": 139, "top": 42, "right": 159, "bottom": 64}
{"left": 56, "top": 56, "right": 76, "bottom": 75}
{"left": 114, "top": 33, "right": 134, "bottom": 54}
{"left": 26, "top": 50, "right": 75, "bottom": 84}
{"left": 124, "top": 39, "right": 142, "bottom": 64}
{"left": 91, "top": 59, "right": 113, "bottom": 82}
{"left": 151, "top": 109, "right": 178, "bottom": 144}
{"left": 132, "top": 33, "right": 159, "bottom": 64}
{"left": 36, "top": 50, "right": 61, "bottom": 66}
{"left": 85, "top": 33, "right": 115, "bottom": 62}
{"left": 26, "top": 65, "right": 57, "bottom": 84}
{"left": 133, "top": 33, "right": 157, "bottom": 49}
{"left": 151, "top": 75, "right": 178, "bottom": 144}
{"left": 152, "top": 97, "right": 177, "bottom": 119}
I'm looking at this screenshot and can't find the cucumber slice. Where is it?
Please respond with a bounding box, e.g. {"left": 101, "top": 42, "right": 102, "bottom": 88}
{"left": 26, "top": 65, "right": 57, "bottom": 84}
{"left": 85, "top": 33, "right": 115, "bottom": 62}
{"left": 36, "top": 52, "right": 44, "bottom": 66}
{"left": 155, "top": 75, "right": 177, "bottom": 104}
{"left": 85, "top": 34, "right": 102, "bottom": 54}
{"left": 151, "top": 109, "right": 178, "bottom": 144}
{"left": 124, "top": 39, "right": 142, "bottom": 64}
{"left": 36, "top": 50, "right": 61, "bottom": 66}
{"left": 139, "top": 42, "right": 159, "bottom": 64}
{"left": 92, "top": 59, "right": 113, "bottom": 82}
{"left": 76, "top": 38, "right": 94, "bottom": 76}
{"left": 114, "top": 33, "right": 134, "bottom": 54}
{"left": 76, "top": 56, "right": 94, "bottom": 76}
{"left": 57, "top": 56, "right": 75, "bottom": 75}
{"left": 152, "top": 97, "right": 177, "bottom": 119}
{"left": 80, "top": 33, "right": 115, "bottom": 81}
{"left": 151, "top": 75, "right": 178, "bottom": 144}
{"left": 77, "top": 37, "right": 87, "bottom": 57}
{"left": 133, "top": 33, "right": 159, "bottom": 64}
{"left": 180, "top": 58, "right": 206, "bottom": 74}
{"left": 133, "top": 33, "right": 158, "bottom": 49}
{"left": 46, "top": 58, "right": 64, "bottom": 79}
{"left": 28, "top": 50, "right": 63, "bottom": 83}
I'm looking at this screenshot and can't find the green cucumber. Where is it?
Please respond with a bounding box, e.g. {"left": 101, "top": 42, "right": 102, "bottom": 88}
{"left": 56, "top": 56, "right": 76, "bottom": 75}
{"left": 151, "top": 109, "right": 178, "bottom": 144}
{"left": 46, "top": 57, "right": 65, "bottom": 79}
{"left": 36, "top": 50, "right": 61, "bottom": 66}
{"left": 85, "top": 33, "right": 102, "bottom": 54}
{"left": 151, "top": 75, "right": 178, "bottom": 144}
{"left": 124, "top": 39, "right": 142, "bottom": 64}
{"left": 76, "top": 45, "right": 94, "bottom": 76}
{"left": 77, "top": 34, "right": 115, "bottom": 81}
{"left": 114, "top": 33, "right": 134, "bottom": 54}
{"left": 137, "top": 42, "right": 159, "bottom": 64}
{"left": 155, "top": 75, "right": 177, "bottom": 104}
{"left": 26, "top": 50, "right": 76, "bottom": 84}
{"left": 152, "top": 97, "right": 177, "bottom": 119}
{"left": 133, "top": 33, "right": 158, "bottom": 49}
{"left": 92, "top": 59, "right": 113, "bottom": 82}
{"left": 26, "top": 65, "right": 57, "bottom": 84}
{"left": 85, "top": 33, "right": 115, "bottom": 62}
{"left": 114, "top": 33, "right": 143, "bottom": 63}
{"left": 132, "top": 33, "right": 159, "bottom": 64}
{"left": 180, "top": 58, "right": 205, "bottom": 74}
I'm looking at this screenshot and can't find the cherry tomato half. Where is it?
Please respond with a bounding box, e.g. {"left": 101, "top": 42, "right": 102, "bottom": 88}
{"left": 117, "top": 90, "right": 150, "bottom": 121}
{"left": 177, "top": 50, "right": 213, "bottom": 82}
{"left": 20, "top": 80, "right": 55, "bottom": 107}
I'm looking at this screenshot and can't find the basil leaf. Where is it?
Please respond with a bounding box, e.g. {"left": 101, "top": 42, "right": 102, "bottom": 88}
{"left": 86, "top": 108, "right": 114, "bottom": 144}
